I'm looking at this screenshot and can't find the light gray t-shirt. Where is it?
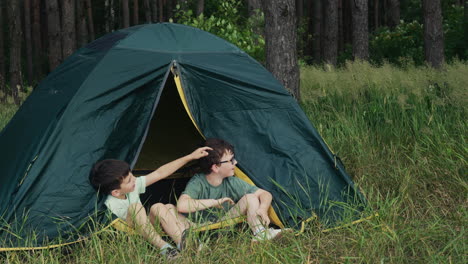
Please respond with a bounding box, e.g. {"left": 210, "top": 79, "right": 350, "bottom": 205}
{"left": 104, "top": 176, "right": 146, "bottom": 220}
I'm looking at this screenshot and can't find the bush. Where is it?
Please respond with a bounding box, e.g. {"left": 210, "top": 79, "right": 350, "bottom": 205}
{"left": 174, "top": 0, "right": 265, "bottom": 62}
{"left": 370, "top": 4, "right": 467, "bottom": 66}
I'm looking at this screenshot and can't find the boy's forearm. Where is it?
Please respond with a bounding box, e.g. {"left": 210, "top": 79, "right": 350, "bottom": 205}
{"left": 177, "top": 198, "right": 219, "bottom": 213}
{"left": 155, "top": 155, "right": 192, "bottom": 179}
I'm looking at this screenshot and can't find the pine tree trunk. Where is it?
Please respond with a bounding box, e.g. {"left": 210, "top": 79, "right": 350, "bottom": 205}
{"left": 45, "top": 0, "right": 62, "bottom": 72}
{"left": 62, "top": 0, "right": 76, "bottom": 60}
{"left": 144, "top": 0, "right": 152, "bottom": 23}
{"left": 105, "top": 0, "right": 116, "bottom": 32}
{"left": 9, "top": 0, "right": 23, "bottom": 104}
{"left": 77, "top": 0, "right": 88, "bottom": 47}
{"left": 422, "top": 0, "right": 445, "bottom": 68}
{"left": 323, "top": 0, "right": 338, "bottom": 66}
{"left": 196, "top": 0, "right": 204, "bottom": 16}
{"left": 133, "top": 0, "right": 139, "bottom": 25}
{"left": 24, "top": 0, "right": 34, "bottom": 86}
{"left": 122, "top": 0, "right": 130, "bottom": 27}
{"left": 310, "top": 0, "right": 321, "bottom": 63}
{"left": 159, "top": 0, "right": 164, "bottom": 22}
{"left": 352, "top": 0, "right": 369, "bottom": 60}
{"left": 263, "top": 0, "right": 300, "bottom": 100}
{"left": 32, "top": 0, "right": 43, "bottom": 81}
{"left": 338, "top": 0, "right": 343, "bottom": 52}
{"left": 387, "top": 0, "right": 400, "bottom": 28}
{"left": 167, "top": 0, "right": 174, "bottom": 21}
{"left": 85, "top": 0, "right": 95, "bottom": 40}
{"left": 151, "top": 0, "right": 158, "bottom": 23}
{"left": 0, "top": 1, "right": 5, "bottom": 95}
{"left": 247, "top": 0, "right": 262, "bottom": 17}
{"left": 464, "top": 0, "right": 467, "bottom": 47}
{"left": 296, "top": 0, "right": 303, "bottom": 18}
{"left": 374, "top": 0, "right": 379, "bottom": 29}
{"left": 342, "top": 0, "right": 352, "bottom": 47}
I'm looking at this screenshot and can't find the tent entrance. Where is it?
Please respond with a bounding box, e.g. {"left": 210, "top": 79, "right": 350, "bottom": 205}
{"left": 133, "top": 73, "right": 204, "bottom": 205}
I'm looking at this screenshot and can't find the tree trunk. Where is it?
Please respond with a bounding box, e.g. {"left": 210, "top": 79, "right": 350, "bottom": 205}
{"left": 374, "top": 0, "right": 379, "bottom": 29}
{"left": 62, "top": 0, "right": 76, "bottom": 60}
{"left": 310, "top": 0, "right": 322, "bottom": 63}
{"left": 159, "top": 0, "right": 164, "bottom": 22}
{"left": 105, "top": 0, "right": 116, "bottom": 32}
{"left": 263, "top": 0, "right": 300, "bottom": 100}
{"left": 122, "top": 0, "right": 130, "bottom": 27}
{"left": 352, "top": 0, "right": 369, "bottom": 60}
{"left": 167, "top": 0, "right": 174, "bottom": 21}
{"left": 76, "top": 0, "right": 88, "bottom": 47}
{"left": 133, "top": 0, "right": 139, "bottom": 25}
{"left": 323, "top": 0, "right": 338, "bottom": 66}
{"left": 9, "top": 0, "right": 23, "bottom": 104}
{"left": 465, "top": 0, "right": 468, "bottom": 51}
{"left": 24, "top": 0, "right": 34, "bottom": 86}
{"left": 151, "top": 0, "right": 158, "bottom": 23}
{"left": 0, "top": 1, "right": 5, "bottom": 95}
{"left": 85, "top": 0, "right": 95, "bottom": 40}
{"left": 144, "top": 0, "right": 152, "bottom": 23}
{"left": 338, "top": 0, "right": 343, "bottom": 52}
{"left": 342, "top": 0, "right": 352, "bottom": 47}
{"left": 32, "top": 0, "right": 43, "bottom": 80}
{"left": 196, "top": 0, "right": 204, "bottom": 16}
{"left": 296, "top": 0, "right": 303, "bottom": 18}
{"left": 247, "top": 0, "right": 262, "bottom": 17}
{"left": 422, "top": 0, "right": 444, "bottom": 68}
{"left": 45, "top": 0, "right": 62, "bottom": 72}
{"left": 387, "top": 0, "right": 400, "bottom": 28}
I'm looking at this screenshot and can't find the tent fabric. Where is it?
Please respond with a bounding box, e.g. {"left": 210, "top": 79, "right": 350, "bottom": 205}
{"left": 0, "top": 23, "right": 365, "bottom": 249}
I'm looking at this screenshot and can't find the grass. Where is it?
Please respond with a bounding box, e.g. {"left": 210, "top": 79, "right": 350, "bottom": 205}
{"left": 1, "top": 61, "right": 467, "bottom": 263}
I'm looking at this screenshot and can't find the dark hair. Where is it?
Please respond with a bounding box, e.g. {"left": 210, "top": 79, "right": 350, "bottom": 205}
{"left": 89, "top": 159, "right": 130, "bottom": 195}
{"left": 199, "top": 138, "right": 234, "bottom": 174}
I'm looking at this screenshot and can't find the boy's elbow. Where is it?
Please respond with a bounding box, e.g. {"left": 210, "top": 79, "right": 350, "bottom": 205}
{"left": 177, "top": 201, "right": 189, "bottom": 213}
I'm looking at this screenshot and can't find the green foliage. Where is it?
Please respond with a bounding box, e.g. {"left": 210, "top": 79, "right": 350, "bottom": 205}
{"left": 369, "top": 4, "right": 467, "bottom": 66}
{"left": 174, "top": 0, "right": 265, "bottom": 62}
{"left": 443, "top": 4, "right": 467, "bottom": 62}
{"left": 370, "top": 21, "right": 424, "bottom": 66}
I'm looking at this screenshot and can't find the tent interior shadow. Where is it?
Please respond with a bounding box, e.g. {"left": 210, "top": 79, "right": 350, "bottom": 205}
{"left": 133, "top": 75, "right": 204, "bottom": 207}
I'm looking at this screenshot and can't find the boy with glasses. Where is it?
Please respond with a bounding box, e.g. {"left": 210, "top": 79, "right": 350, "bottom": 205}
{"left": 177, "top": 138, "right": 283, "bottom": 242}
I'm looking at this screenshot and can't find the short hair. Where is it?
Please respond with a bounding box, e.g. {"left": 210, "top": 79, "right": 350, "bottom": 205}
{"left": 199, "top": 138, "right": 235, "bottom": 174}
{"left": 89, "top": 159, "right": 130, "bottom": 195}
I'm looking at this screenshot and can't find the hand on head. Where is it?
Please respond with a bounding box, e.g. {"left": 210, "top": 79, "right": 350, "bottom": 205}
{"left": 190, "top": 146, "right": 213, "bottom": 160}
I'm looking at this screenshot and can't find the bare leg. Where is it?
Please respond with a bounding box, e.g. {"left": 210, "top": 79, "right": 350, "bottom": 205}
{"left": 126, "top": 203, "right": 167, "bottom": 249}
{"left": 223, "top": 193, "right": 263, "bottom": 232}
{"left": 149, "top": 203, "right": 191, "bottom": 244}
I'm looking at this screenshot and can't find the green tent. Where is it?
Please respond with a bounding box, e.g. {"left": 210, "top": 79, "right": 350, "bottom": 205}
{"left": 0, "top": 23, "right": 365, "bottom": 250}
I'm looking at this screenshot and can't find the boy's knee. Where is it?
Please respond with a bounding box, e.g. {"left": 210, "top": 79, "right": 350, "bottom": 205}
{"left": 241, "top": 193, "right": 260, "bottom": 208}
{"left": 165, "top": 204, "right": 176, "bottom": 210}
{"left": 150, "top": 203, "right": 166, "bottom": 214}
{"left": 244, "top": 193, "right": 258, "bottom": 202}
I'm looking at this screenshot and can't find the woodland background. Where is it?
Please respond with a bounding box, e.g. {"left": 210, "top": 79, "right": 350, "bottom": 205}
{"left": 0, "top": 0, "right": 467, "bottom": 103}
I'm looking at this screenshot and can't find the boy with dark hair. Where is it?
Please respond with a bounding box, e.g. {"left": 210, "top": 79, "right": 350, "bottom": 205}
{"left": 177, "top": 138, "right": 283, "bottom": 242}
{"left": 89, "top": 147, "right": 211, "bottom": 258}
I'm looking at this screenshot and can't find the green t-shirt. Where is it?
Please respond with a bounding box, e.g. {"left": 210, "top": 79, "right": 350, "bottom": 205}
{"left": 182, "top": 173, "right": 259, "bottom": 223}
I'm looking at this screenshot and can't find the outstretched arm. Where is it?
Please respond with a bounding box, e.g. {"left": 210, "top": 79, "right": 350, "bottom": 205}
{"left": 145, "top": 147, "right": 212, "bottom": 187}
{"left": 177, "top": 194, "right": 234, "bottom": 213}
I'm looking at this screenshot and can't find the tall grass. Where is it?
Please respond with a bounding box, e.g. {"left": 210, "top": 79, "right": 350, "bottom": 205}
{"left": 1, "top": 61, "right": 467, "bottom": 263}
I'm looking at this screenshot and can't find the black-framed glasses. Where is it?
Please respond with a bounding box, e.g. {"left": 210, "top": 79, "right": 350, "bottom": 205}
{"left": 219, "top": 157, "right": 236, "bottom": 165}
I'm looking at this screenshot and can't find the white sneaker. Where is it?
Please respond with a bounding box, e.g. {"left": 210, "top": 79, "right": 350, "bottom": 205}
{"left": 252, "top": 228, "right": 282, "bottom": 242}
